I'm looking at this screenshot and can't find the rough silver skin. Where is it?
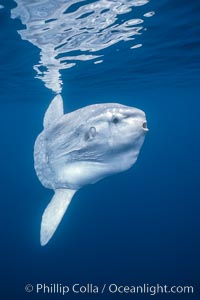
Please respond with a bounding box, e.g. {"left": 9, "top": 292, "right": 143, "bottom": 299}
{"left": 34, "top": 95, "right": 148, "bottom": 246}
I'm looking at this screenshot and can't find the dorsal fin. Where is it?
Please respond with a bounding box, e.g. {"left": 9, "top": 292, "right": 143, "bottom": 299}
{"left": 43, "top": 94, "right": 64, "bottom": 128}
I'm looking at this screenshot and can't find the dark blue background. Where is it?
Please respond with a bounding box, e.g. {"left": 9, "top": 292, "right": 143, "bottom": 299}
{"left": 1, "top": 0, "right": 200, "bottom": 299}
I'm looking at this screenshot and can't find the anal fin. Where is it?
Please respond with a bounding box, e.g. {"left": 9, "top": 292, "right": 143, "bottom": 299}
{"left": 40, "top": 189, "right": 76, "bottom": 246}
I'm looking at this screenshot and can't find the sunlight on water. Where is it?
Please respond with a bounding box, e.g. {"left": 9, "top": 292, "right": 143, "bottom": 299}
{"left": 11, "top": 0, "right": 154, "bottom": 94}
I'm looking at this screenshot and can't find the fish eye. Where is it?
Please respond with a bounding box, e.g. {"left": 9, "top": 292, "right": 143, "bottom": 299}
{"left": 112, "top": 116, "right": 119, "bottom": 124}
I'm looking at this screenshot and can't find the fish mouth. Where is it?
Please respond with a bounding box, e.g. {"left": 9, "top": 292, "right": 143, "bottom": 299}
{"left": 142, "top": 121, "right": 149, "bottom": 132}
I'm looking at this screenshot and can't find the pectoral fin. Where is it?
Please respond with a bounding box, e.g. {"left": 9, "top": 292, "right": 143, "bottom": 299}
{"left": 40, "top": 189, "right": 76, "bottom": 246}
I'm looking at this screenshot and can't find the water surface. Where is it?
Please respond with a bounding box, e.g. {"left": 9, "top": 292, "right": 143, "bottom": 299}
{"left": 1, "top": 0, "right": 200, "bottom": 299}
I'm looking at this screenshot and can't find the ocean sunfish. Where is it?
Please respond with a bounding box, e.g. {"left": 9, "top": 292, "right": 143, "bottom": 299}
{"left": 34, "top": 95, "right": 148, "bottom": 246}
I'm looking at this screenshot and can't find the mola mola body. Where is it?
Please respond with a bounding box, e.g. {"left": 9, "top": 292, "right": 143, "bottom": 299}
{"left": 34, "top": 95, "right": 148, "bottom": 246}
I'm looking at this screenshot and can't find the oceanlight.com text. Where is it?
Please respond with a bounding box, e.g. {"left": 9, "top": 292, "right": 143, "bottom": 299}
{"left": 24, "top": 283, "right": 195, "bottom": 296}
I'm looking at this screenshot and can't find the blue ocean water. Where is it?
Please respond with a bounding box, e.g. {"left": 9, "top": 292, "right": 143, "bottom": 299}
{"left": 1, "top": 0, "right": 200, "bottom": 299}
